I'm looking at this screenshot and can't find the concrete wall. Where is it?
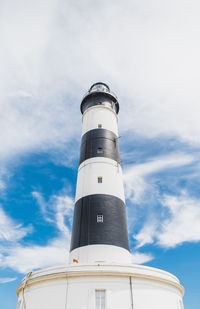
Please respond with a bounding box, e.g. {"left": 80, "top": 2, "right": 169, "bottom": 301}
{"left": 17, "top": 264, "right": 184, "bottom": 309}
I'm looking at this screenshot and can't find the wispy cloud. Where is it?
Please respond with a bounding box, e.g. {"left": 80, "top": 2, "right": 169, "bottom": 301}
{"left": 0, "top": 0, "right": 200, "bottom": 280}
{"left": 0, "top": 192, "right": 73, "bottom": 273}
{"left": 124, "top": 153, "right": 194, "bottom": 203}
{"left": 131, "top": 252, "right": 154, "bottom": 264}
{"left": 133, "top": 191, "right": 200, "bottom": 249}
{"left": 32, "top": 191, "right": 53, "bottom": 223}
{"left": 54, "top": 195, "right": 74, "bottom": 234}
{"left": 124, "top": 153, "right": 200, "bottom": 249}
{"left": 0, "top": 206, "right": 32, "bottom": 242}
{"left": 158, "top": 192, "right": 200, "bottom": 247}
{"left": 134, "top": 221, "right": 157, "bottom": 248}
{"left": 0, "top": 0, "right": 200, "bottom": 170}
{"left": 32, "top": 191, "right": 74, "bottom": 229}
{"left": 0, "top": 277, "right": 17, "bottom": 284}
{"left": 0, "top": 180, "right": 5, "bottom": 191}
{"left": 0, "top": 237, "right": 70, "bottom": 274}
{"left": 0, "top": 167, "right": 10, "bottom": 193}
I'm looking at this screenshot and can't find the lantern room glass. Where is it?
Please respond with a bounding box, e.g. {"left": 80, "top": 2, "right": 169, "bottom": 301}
{"left": 90, "top": 83, "right": 110, "bottom": 93}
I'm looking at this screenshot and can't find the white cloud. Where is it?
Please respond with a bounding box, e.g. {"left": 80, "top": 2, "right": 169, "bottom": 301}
{"left": 1, "top": 237, "right": 70, "bottom": 274}
{"left": 0, "top": 0, "right": 200, "bottom": 274}
{"left": 0, "top": 277, "right": 17, "bottom": 284}
{"left": 124, "top": 153, "right": 194, "bottom": 203}
{"left": 32, "top": 191, "right": 47, "bottom": 216}
{"left": 0, "top": 0, "right": 200, "bottom": 167}
{"left": 0, "top": 206, "right": 32, "bottom": 242}
{"left": 134, "top": 221, "right": 157, "bottom": 248}
{"left": 0, "top": 179, "right": 5, "bottom": 191}
{"left": 133, "top": 191, "right": 200, "bottom": 249}
{"left": 32, "top": 191, "right": 74, "bottom": 229}
{"left": 158, "top": 192, "right": 200, "bottom": 247}
{"left": 131, "top": 252, "right": 154, "bottom": 264}
{"left": 0, "top": 192, "right": 73, "bottom": 273}
{"left": 32, "top": 191, "right": 53, "bottom": 223}
{"left": 0, "top": 167, "right": 10, "bottom": 192}
{"left": 124, "top": 154, "right": 200, "bottom": 249}
{"left": 54, "top": 195, "right": 74, "bottom": 234}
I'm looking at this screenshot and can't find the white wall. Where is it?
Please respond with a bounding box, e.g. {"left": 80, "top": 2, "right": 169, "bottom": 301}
{"left": 82, "top": 106, "right": 118, "bottom": 136}
{"left": 17, "top": 264, "right": 184, "bottom": 309}
{"left": 69, "top": 244, "right": 131, "bottom": 264}
{"left": 75, "top": 158, "right": 125, "bottom": 203}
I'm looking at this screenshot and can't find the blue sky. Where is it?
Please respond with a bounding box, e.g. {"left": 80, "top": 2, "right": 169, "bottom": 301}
{"left": 0, "top": 0, "right": 200, "bottom": 308}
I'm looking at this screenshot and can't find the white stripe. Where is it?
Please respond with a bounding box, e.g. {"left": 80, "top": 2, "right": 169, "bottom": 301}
{"left": 75, "top": 157, "right": 125, "bottom": 202}
{"left": 69, "top": 244, "right": 131, "bottom": 264}
{"left": 82, "top": 105, "right": 118, "bottom": 136}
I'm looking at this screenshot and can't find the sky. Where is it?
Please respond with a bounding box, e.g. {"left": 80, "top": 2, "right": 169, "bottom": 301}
{"left": 0, "top": 0, "right": 200, "bottom": 308}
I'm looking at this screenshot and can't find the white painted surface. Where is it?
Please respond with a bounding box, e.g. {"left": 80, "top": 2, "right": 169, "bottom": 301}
{"left": 69, "top": 244, "right": 131, "bottom": 264}
{"left": 75, "top": 157, "right": 125, "bottom": 202}
{"left": 17, "top": 264, "right": 184, "bottom": 309}
{"left": 82, "top": 105, "right": 118, "bottom": 136}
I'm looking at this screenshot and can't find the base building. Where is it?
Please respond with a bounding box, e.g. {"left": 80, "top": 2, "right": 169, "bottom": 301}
{"left": 17, "top": 83, "right": 184, "bottom": 309}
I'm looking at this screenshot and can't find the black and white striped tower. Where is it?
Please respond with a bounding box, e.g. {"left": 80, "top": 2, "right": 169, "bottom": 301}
{"left": 69, "top": 82, "right": 131, "bottom": 264}
{"left": 16, "top": 83, "right": 185, "bottom": 309}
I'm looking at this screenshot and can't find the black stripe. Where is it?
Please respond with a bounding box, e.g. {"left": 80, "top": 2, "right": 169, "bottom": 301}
{"left": 79, "top": 129, "right": 120, "bottom": 165}
{"left": 70, "top": 194, "right": 130, "bottom": 252}
{"left": 81, "top": 92, "right": 119, "bottom": 114}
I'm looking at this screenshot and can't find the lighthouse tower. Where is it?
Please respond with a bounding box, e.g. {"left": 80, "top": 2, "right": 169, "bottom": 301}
{"left": 69, "top": 82, "right": 131, "bottom": 265}
{"left": 16, "top": 83, "right": 185, "bottom": 309}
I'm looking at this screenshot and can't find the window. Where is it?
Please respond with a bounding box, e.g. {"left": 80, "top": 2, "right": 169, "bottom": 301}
{"left": 98, "top": 124, "right": 102, "bottom": 128}
{"left": 97, "top": 214, "right": 103, "bottom": 223}
{"left": 98, "top": 177, "right": 102, "bottom": 183}
{"left": 97, "top": 147, "right": 103, "bottom": 154}
{"left": 96, "top": 290, "right": 105, "bottom": 309}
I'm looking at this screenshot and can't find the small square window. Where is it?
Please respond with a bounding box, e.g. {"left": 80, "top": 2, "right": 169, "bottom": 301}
{"left": 97, "top": 147, "right": 103, "bottom": 154}
{"left": 97, "top": 214, "right": 103, "bottom": 223}
{"left": 98, "top": 177, "right": 102, "bottom": 183}
{"left": 98, "top": 124, "right": 102, "bottom": 128}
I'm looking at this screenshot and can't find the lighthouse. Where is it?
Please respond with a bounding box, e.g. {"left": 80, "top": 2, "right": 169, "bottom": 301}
{"left": 16, "top": 83, "right": 185, "bottom": 309}
{"left": 69, "top": 82, "right": 131, "bottom": 265}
